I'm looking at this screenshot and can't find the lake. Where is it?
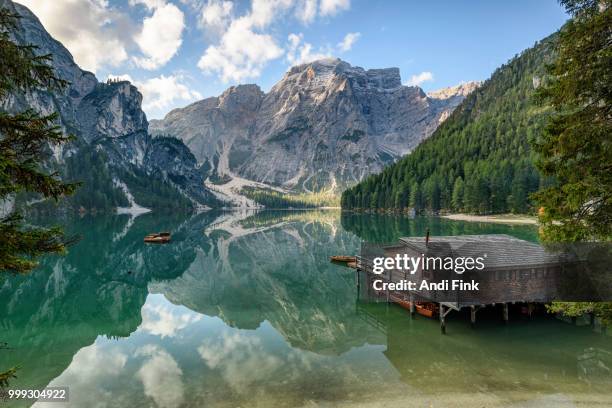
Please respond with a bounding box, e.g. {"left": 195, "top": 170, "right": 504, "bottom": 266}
{"left": 1, "top": 211, "right": 611, "bottom": 407}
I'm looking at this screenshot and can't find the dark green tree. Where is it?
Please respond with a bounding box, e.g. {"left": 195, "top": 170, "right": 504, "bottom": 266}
{"left": 451, "top": 177, "right": 465, "bottom": 211}
{"left": 534, "top": 0, "right": 611, "bottom": 241}
{"left": 409, "top": 182, "right": 421, "bottom": 210}
{"left": 534, "top": 0, "right": 612, "bottom": 325}
{"left": 0, "top": 9, "right": 78, "bottom": 274}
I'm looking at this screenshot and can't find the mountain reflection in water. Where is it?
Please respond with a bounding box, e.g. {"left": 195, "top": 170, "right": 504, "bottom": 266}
{"left": 0, "top": 211, "right": 610, "bottom": 408}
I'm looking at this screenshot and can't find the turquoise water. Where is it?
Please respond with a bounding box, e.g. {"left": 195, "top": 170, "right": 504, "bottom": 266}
{"left": 0, "top": 211, "right": 610, "bottom": 407}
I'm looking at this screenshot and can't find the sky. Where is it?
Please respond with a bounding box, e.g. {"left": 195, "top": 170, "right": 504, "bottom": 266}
{"left": 17, "top": 0, "right": 569, "bottom": 119}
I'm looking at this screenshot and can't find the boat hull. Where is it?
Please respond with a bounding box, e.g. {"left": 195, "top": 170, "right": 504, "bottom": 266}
{"left": 389, "top": 294, "right": 438, "bottom": 318}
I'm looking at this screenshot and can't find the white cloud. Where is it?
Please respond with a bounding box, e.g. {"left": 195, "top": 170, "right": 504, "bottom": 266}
{"left": 107, "top": 74, "right": 202, "bottom": 118}
{"left": 139, "top": 300, "right": 202, "bottom": 338}
{"left": 199, "top": 0, "right": 234, "bottom": 34}
{"left": 57, "top": 343, "right": 127, "bottom": 384}
{"left": 179, "top": 0, "right": 203, "bottom": 7}
{"left": 405, "top": 71, "right": 434, "bottom": 87}
{"left": 19, "top": 0, "right": 187, "bottom": 73}
{"left": 296, "top": 0, "right": 317, "bottom": 24}
{"left": 137, "top": 345, "right": 185, "bottom": 408}
{"left": 129, "top": 0, "right": 167, "bottom": 10}
{"left": 197, "top": 331, "right": 283, "bottom": 394}
{"left": 249, "top": 0, "right": 295, "bottom": 28}
{"left": 134, "top": 3, "right": 185, "bottom": 70}
{"left": 337, "top": 32, "right": 360, "bottom": 52}
{"left": 18, "top": 0, "right": 130, "bottom": 73}
{"left": 198, "top": 17, "right": 283, "bottom": 82}
{"left": 39, "top": 342, "right": 131, "bottom": 407}
{"left": 286, "top": 33, "right": 330, "bottom": 65}
{"left": 197, "top": 0, "right": 351, "bottom": 82}
{"left": 320, "top": 0, "right": 350, "bottom": 16}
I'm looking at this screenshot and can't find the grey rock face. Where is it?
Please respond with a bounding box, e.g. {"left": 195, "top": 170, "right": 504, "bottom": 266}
{"left": 1, "top": 0, "right": 215, "bottom": 208}
{"left": 150, "top": 84, "right": 263, "bottom": 175}
{"left": 144, "top": 137, "right": 216, "bottom": 207}
{"left": 152, "top": 57, "right": 479, "bottom": 192}
{"left": 2, "top": 0, "right": 97, "bottom": 135}
{"left": 77, "top": 82, "right": 148, "bottom": 144}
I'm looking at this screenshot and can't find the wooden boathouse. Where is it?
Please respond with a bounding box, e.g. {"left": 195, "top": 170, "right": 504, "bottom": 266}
{"left": 355, "top": 234, "right": 590, "bottom": 334}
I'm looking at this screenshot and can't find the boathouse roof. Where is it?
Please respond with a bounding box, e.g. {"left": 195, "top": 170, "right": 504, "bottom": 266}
{"left": 397, "top": 234, "right": 570, "bottom": 269}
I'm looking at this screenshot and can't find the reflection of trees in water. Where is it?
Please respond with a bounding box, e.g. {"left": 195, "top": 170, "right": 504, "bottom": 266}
{"left": 340, "top": 212, "right": 539, "bottom": 243}
{"left": 0, "top": 211, "right": 213, "bottom": 393}
{"left": 238, "top": 209, "right": 340, "bottom": 229}
{"left": 0, "top": 366, "right": 17, "bottom": 388}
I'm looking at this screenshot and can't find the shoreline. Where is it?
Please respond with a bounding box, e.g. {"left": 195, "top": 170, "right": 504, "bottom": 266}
{"left": 441, "top": 213, "right": 538, "bottom": 225}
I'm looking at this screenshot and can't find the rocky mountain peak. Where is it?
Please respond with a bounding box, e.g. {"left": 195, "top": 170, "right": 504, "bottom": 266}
{"left": 77, "top": 80, "right": 148, "bottom": 143}
{"left": 218, "top": 84, "right": 264, "bottom": 110}
{"left": 427, "top": 81, "right": 482, "bottom": 100}
{"left": 280, "top": 58, "right": 402, "bottom": 93}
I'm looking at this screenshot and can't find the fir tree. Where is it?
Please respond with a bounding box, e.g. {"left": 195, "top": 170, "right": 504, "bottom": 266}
{"left": 534, "top": 0, "right": 611, "bottom": 241}
{"left": 451, "top": 177, "right": 465, "bottom": 211}
{"left": 0, "top": 9, "right": 78, "bottom": 274}
{"left": 535, "top": 0, "right": 612, "bottom": 325}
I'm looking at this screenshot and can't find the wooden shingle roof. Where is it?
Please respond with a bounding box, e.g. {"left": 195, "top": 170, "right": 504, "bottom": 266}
{"left": 398, "top": 234, "right": 570, "bottom": 269}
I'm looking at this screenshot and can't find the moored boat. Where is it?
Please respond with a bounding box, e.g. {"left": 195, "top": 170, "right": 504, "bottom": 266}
{"left": 144, "top": 232, "right": 171, "bottom": 243}
{"left": 390, "top": 294, "right": 412, "bottom": 310}
{"left": 330, "top": 255, "right": 356, "bottom": 263}
{"left": 415, "top": 303, "right": 438, "bottom": 318}
{"left": 389, "top": 294, "right": 438, "bottom": 318}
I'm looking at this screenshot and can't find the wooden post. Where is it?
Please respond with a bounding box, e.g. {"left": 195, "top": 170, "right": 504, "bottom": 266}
{"left": 470, "top": 305, "right": 477, "bottom": 328}
{"left": 440, "top": 304, "right": 446, "bottom": 334}
{"left": 590, "top": 312, "right": 595, "bottom": 328}
{"left": 503, "top": 303, "right": 509, "bottom": 324}
{"left": 409, "top": 294, "right": 415, "bottom": 317}
{"left": 386, "top": 270, "right": 390, "bottom": 303}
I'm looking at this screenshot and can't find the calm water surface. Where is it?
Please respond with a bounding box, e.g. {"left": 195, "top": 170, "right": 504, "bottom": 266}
{"left": 1, "top": 211, "right": 610, "bottom": 407}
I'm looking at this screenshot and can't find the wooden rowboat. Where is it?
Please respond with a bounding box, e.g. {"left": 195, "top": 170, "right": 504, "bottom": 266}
{"left": 389, "top": 294, "right": 438, "bottom": 318}
{"left": 144, "top": 232, "right": 171, "bottom": 243}
{"left": 415, "top": 303, "right": 437, "bottom": 318}
{"left": 330, "top": 255, "right": 356, "bottom": 263}
{"left": 389, "top": 294, "right": 412, "bottom": 310}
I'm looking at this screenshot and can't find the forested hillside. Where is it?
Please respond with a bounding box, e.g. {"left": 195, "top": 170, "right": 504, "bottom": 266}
{"left": 341, "top": 33, "right": 557, "bottom": 214}
{"left": 240, "top": 187, "right": 339, "bottom": 208}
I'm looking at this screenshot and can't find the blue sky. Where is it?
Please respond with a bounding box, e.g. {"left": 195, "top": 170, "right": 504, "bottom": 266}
{"left": 20, "top": 0, "right": 568, "bottom": 119}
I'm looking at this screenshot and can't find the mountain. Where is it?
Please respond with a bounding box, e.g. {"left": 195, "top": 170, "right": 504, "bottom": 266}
{"left": 150, "top": 58, "right": 479, "bottom": 193}
{"left": 341, "top": 33, "right": 557, "bottom": 214}
{"left": 0, "top": 211, "right": 383, "bottom": 393}
{"left": 1, "top": 0, "right": 219, "bottom": 211}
